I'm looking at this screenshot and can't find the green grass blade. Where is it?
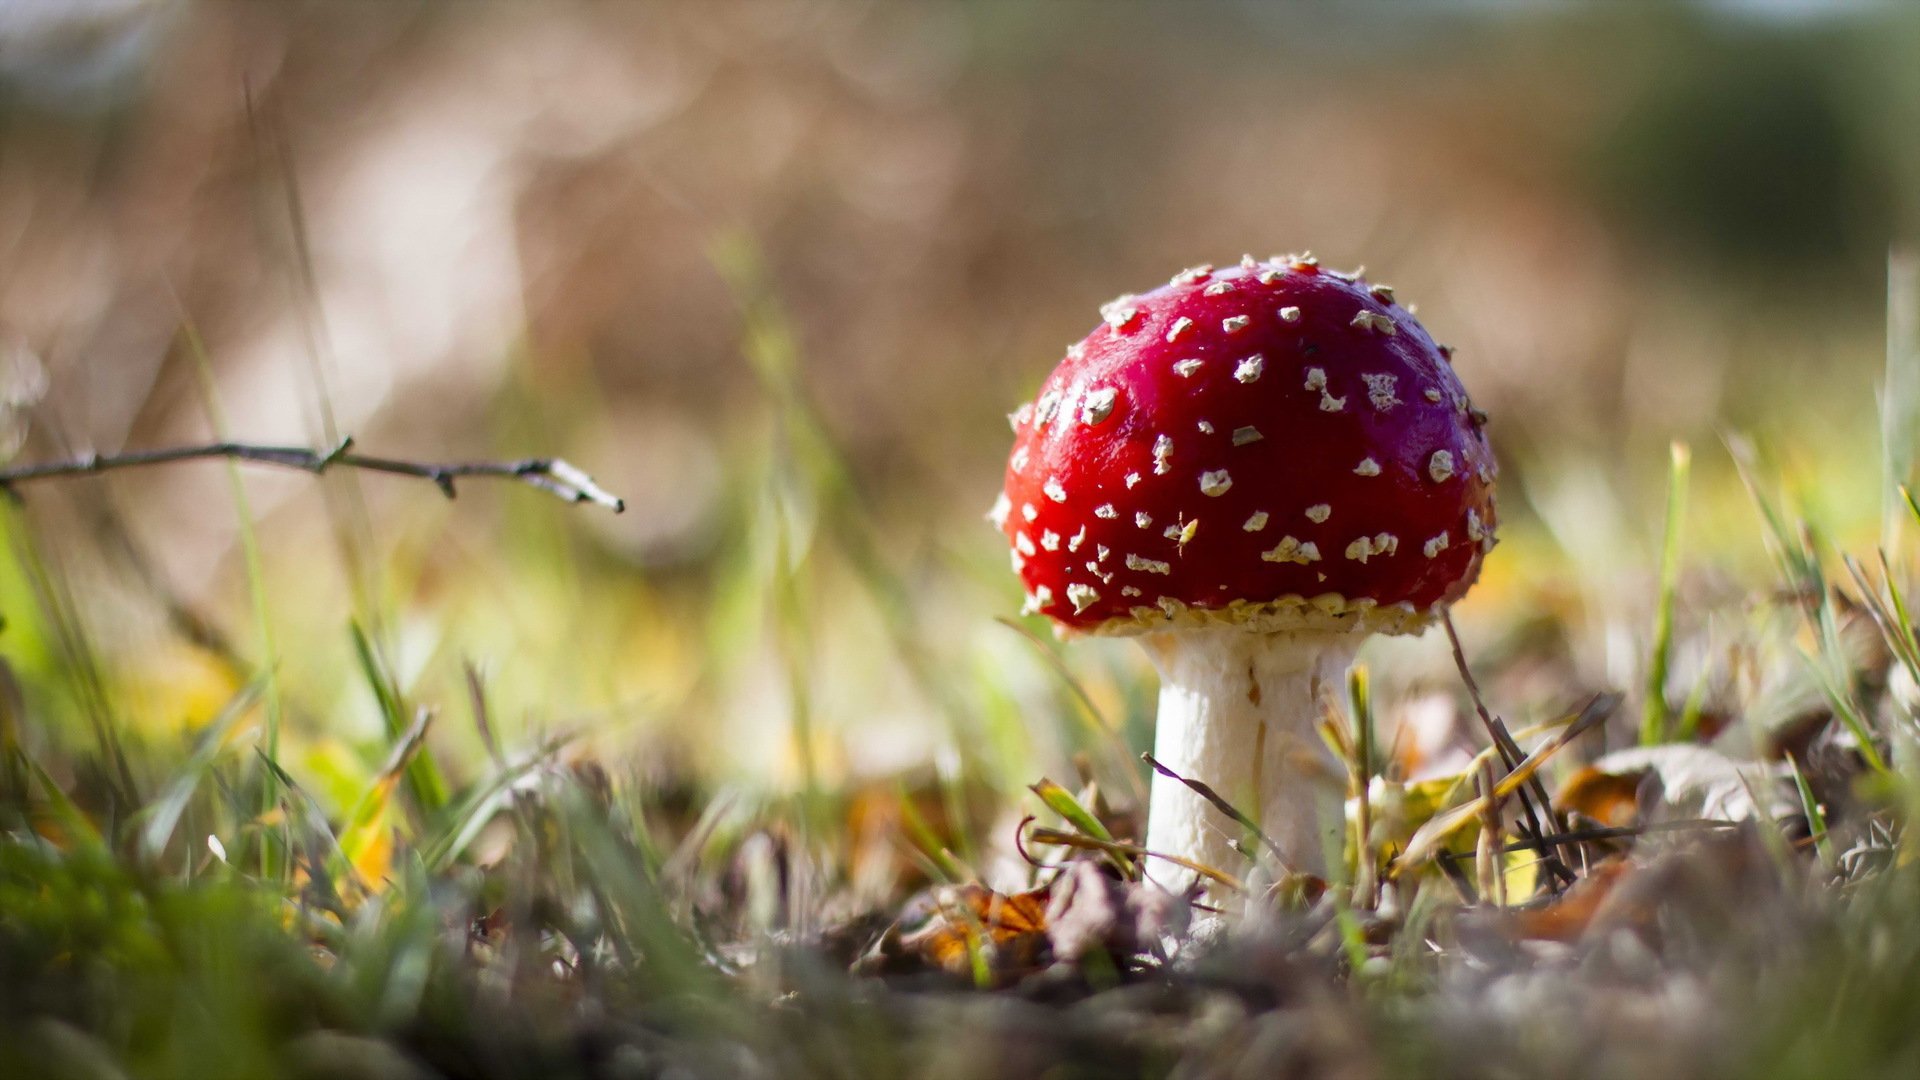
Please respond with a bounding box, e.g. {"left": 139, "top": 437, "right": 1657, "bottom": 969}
{"left": 139, "top": 677, "right": 266, "bottom": 863}
{"left": 348, "top": 622, "right": 449, "bottom": 818}
{"left": 1031, "top": 777, "right": 1133, "bottom": 876}
{"left": 897, "top": 787, "right": 966, "bottom": 883}
{"left": 1884, "top": 249, "right": 1919, "bottom": 551}
{"left": 26, "top": 757, "right": 104, "bottom": 851}
{"left": 1642, "top": 441, "right": 1690, "bottom": 745}
{"left": 994, "top": 615, "right": 1147, "bottom": 806}
{"left": 177, "top": 316, "right": 286, "bottom": 859}
{"left": 1786, "top": 754, "right": 1833, "bottom": 867}
{"left": 1029, "top": 778, "right": 1114, "bottom": 843}
{"left": 421, "top": 735, "right": 573, "bottom": 871}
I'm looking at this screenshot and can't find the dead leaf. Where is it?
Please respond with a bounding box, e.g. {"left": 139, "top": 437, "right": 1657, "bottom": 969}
{"left": 1555, "top": 766, "right": 1643, "bottom": 828}
{"left": 855, "top": 883, "right": 1051, "bottom": 985}
{"left": 1508, "top": 859, "right": 1634, "bottom": 942}
{"left": 1586, "top": 744, "right": 1792, "bottom": 824}
{"left": 1044, "top": 860, "right": 1190, "bottom": 963}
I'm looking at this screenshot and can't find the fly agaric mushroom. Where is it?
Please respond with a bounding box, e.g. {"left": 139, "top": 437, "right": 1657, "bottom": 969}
{"left": 995, "top": 255, "right": 1497, "bottom": 878}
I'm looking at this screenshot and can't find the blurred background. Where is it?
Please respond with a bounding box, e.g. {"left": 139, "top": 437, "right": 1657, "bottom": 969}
{"left": 0, "top": 0, "right": 1915, "bottom": 836}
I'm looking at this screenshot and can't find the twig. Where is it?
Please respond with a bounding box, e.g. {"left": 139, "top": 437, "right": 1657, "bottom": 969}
{"left": 0, "top": 437, "right": 625, "bottom": 513}
{"left": 1141, "top": 751, "right": 1290, "bottom": 872}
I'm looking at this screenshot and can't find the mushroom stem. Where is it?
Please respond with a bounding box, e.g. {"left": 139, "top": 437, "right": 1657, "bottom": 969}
{"left": 1140, "top": 627, "right": 1359, "bottom": 880}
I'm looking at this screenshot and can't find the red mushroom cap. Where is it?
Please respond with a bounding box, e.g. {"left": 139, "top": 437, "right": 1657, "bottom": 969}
{"left": 995, "top": 256, "right": 1497, "bottom": 635}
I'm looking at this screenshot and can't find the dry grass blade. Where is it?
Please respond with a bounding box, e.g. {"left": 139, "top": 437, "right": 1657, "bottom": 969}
{"left": 1443, "top": 613, "right": 1581, "bottom": 886}
{"left": 1394, "top": 695, "right": 1612, "bottom": 872}
{"left": 1140, "top": 752, "right": 1289, "bottom": 871}
{"left": 1438, "top": 819, "right": 1738, "bottom": 860}
{"left": 1025, "top": 826, "right": 1244, "bottom": 891}
{"left": 1841, "top": 553, "right": 1920, "bottom": 687}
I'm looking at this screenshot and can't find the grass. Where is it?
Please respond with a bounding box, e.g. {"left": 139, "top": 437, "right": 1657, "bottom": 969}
{"left": 6, "top": 262, "right": 1920, "bottom": 1079}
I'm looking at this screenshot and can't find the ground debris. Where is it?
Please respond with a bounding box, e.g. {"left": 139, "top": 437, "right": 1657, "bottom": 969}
{"left": 1045, "top": 860, "right": 1190, "bottom": 963}
{"left": 854, "top": 882, "right": 1052, "bottom": 984}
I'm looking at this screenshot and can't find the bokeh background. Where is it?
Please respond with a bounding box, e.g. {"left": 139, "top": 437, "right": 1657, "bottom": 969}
{"left": 1, "top": 0, "right": 1916, "bottom": 831}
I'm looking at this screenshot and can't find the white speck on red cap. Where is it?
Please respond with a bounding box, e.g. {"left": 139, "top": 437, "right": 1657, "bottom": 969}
{"left": 1260, "top": 536, "right": 1320, "bottom": 564}
{"left": 1351, "top": 310, "right": 1396, "bottom": 335}
{"left": 987, "top": 493, "right": 1011, "bottom": 528}
{"left": 1362, "top": 373, "right": 1400, "bottom": 411}
{"left": 1080, "top": 387, "right": 1118, "bottom": 425}
{"left": 1345, "top": 532, "right": 1398, "bottom": 562}
{"left": 1036, "top": 390, "right": 1062, "bottom": 424}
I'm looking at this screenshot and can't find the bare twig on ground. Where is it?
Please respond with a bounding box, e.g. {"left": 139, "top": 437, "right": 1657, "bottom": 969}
{"left": 0, "top": 437, "right": 625, "bottom": 512}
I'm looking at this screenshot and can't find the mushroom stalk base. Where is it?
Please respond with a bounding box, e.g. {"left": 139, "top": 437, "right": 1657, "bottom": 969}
{"left": 1140, "top": 628, "right": 1358, "bottom": 883}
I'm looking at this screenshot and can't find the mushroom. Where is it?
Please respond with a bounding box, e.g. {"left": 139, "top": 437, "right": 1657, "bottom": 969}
{"left": 997, "top": 257, "right": 1497, "bottom": 880}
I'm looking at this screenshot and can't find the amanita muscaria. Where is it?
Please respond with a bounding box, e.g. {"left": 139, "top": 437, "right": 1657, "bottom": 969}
{"left": 993, "top": 254, "right": 1497, "bottom": 878}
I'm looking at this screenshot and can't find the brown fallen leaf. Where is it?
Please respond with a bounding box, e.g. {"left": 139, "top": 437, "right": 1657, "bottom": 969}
{"left": 1555, "top": 766, "right": 1644, "bottom": 828}
{"left": 1586, "top": 744, "right": 1792, "bottom": 823}
{"left": 854, "top": 883, "right": 1051, "bottom": 985}
{"left": 1508, "top": 859, "right": 1635, "bottom": 942}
